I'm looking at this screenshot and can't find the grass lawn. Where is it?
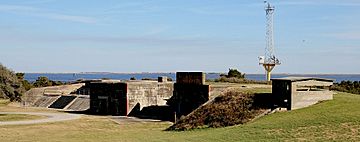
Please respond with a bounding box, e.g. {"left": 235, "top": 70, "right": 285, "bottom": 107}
{"left": 0, "top": 92, "right": 359, "bottom": 141}
{"left": 0, "top": 114, "right": 46, "bottom": 121}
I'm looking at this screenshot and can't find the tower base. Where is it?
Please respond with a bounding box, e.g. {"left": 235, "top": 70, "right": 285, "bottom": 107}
{"left": 263, "top": 64, "right": 276, "bottom": 81}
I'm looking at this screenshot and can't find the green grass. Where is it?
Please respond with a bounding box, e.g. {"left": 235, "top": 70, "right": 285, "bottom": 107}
{"left": 0, "top": 92, "right": 359, "bottom": 141}
{"left": 0, "top": 114, "right": 45, "bottom": 121}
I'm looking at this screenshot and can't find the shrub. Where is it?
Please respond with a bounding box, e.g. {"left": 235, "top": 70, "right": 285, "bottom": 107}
{"left": 33, "top": 76, "right": 52, "bottom": 87}
{"left": 226, "top": 68, "right": 245, "bottom": 79}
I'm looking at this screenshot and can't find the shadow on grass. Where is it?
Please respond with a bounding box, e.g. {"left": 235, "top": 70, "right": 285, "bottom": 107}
{"left": 63, "top": 105, "right": 175, "bottom": 122}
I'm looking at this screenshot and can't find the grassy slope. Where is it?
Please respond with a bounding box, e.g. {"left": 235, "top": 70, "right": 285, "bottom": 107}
{"left": 0, "top": 92, "right": 359, "bottom": 141}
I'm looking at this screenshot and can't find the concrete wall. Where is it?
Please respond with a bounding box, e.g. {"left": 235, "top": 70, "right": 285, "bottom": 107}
{"left": 126, "top": 81, "right": 173, "bottom": 114}
{"left": 272, "top": 79, "right": 333, "bottom": 110}
{"left": 291, "top": 81, "right": 333, "bottom": 110}
{"left": 88, "top": 80, "right": 173, "bottom": 116}
{"left": 293, "top": 80, "right": 333, "bottom": 87}
{"left": 292, "top": 90, "right": 333, "bottom": 110}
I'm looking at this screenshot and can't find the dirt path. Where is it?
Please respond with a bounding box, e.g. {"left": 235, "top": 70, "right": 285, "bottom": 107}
{"left": 0, "top": 112, "right": 81, "bottom": 125}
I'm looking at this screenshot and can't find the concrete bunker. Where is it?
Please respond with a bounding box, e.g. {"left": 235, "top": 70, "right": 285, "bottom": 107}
{"left": 89, "top": 80, "right": 173, "bottom": 116}
{"left": 271, "top": 77, "right": 334, "bottom": 110}
{"left": 23, "top": 83, "right": 90, "bottom": 111}
{"left": 24, "top": 72, "right": 212, "bottom": 120}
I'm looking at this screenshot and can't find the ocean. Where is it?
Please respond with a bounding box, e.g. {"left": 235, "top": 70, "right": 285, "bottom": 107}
{"left": 24, "top": 73, "right": 360, "bottom": 83}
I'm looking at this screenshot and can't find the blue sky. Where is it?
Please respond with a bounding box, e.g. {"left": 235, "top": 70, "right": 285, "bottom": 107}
{"left": 0, "top": 0, "right": 359, "bottom": 74}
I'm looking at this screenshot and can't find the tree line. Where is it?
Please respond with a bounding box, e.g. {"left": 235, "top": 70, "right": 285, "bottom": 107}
{"left": 0, "top": 64, "right": 65, "bottom": 101}
{"left": 331, "top": 80, "right": 360, "bottom": 95}
{"left": 16, "top": 73, "right": 64, "bottom": 91}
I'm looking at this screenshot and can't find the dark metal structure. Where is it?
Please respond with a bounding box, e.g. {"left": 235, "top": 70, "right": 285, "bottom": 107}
{"left": 89, "top": 81, "right": 128, "bottom": 115}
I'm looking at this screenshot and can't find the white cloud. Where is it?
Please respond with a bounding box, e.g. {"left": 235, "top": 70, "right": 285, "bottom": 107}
{"left": 104, "top": 1, "right": 162, "bottom": 14}
{"left": 22, "top": 0, "right": 57, "bottom": 4}
{"left": 0, "top": 4, "right": 97, "bottom": 24}
{"left": 0, "top": 5, "right": 38, "bottom": 11}
{"left": 40, "top": 13, "right": 97, "bottom": 24}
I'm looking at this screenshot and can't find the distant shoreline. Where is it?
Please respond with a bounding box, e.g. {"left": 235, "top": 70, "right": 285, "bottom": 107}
{"left": 23, "top": 72, "right": 360, "bottom": 75}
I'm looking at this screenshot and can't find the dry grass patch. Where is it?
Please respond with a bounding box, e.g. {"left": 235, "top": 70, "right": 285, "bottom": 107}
{"left": 0, "top": 114, "right": 45, "bottom": 121}
{"left": 168, "top": 90, "right": 270, "bottom": 131}
{"left": 0, "top": 99, "right": 10, "bottom": 107}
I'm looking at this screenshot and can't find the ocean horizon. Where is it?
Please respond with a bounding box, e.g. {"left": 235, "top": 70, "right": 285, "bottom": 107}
{"left": 24, "top": 72, "right": 360, "bottom": 83}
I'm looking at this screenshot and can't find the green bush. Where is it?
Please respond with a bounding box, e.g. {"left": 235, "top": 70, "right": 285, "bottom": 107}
{"left": 226, "top": 68, "right": 245, "bottom": 79}
{"left": 33, "top": 76, "right": 64, "bottom": 87}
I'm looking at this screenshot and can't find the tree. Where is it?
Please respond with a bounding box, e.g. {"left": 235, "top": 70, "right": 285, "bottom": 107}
{"left": 0, "top": 64, "right": 25, "bottom": 101}
{"left": 33, "top": 76, "right": 53, "bottom": 87}
{"left": 16, "top": 73, "right": 33, "bottom": 90}
{"left": 226, "top": 68, "right": 245, "bottom": 79}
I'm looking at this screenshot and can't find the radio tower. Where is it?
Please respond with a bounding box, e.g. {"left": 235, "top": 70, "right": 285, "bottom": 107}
{"left": 259, "top": 1, "right": 280, "bottom": 81}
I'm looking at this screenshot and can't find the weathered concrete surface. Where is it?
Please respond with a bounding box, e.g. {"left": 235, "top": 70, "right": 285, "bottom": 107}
{"left": 292, "top": 90, "right": 333, "bottom": 110}
{"left": 23, "top": 83, "right": 85, "bottom": 107}
{"left": 89, "top": 80, "right": 173, "bottom": 116}
{"left": 65, "top": 95, "right": 90, "bottom": 111}
{"left": 272, "top": 77, "right": 334, "bottom": 110}
{"left": 32, "top": 96, "right": 60, "bottom": 108}
{"left": 127, "top": 81, "right": 173, "bottom": 113}
{"left": 0, "top": 112, "right": 81, "bottom": 126}
{"left": 293, "top": 80, "right": 333, "bottom": 87}
{"left": 291, "top": 81, "right": 333, "bottom": 110}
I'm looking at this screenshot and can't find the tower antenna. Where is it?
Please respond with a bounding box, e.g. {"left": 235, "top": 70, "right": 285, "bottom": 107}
{"left": 259, "top": 1, "right": 280, "bottom": 81}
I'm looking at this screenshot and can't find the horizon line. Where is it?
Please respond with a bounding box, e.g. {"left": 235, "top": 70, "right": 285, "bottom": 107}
{"left": 22, "top": 72, "right": 360, "bottom": 75}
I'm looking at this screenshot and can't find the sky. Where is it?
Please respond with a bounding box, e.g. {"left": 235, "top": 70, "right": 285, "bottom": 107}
{"left": 0, "top": 0, "right": 359, "bottom": 74}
